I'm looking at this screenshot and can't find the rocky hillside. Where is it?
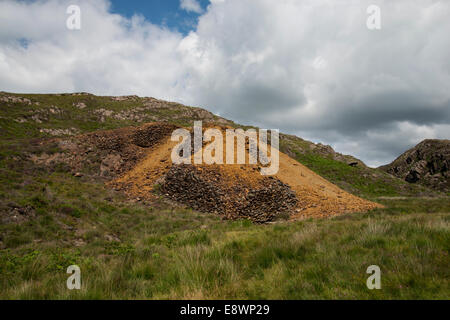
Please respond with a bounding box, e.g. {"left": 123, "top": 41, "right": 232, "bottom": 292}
{"left": 380, "top": 139, "right": 450, "bottom": 192}
{"left": 1, "top": 91, "right": 449, "bottom": 300}
{"left": 0, "top": 91, "right": 436, "bottom": 199}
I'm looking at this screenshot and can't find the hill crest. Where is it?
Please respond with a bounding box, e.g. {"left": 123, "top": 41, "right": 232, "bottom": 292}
{"left": 380, "top": 139, "right": 450, "bottom": 192}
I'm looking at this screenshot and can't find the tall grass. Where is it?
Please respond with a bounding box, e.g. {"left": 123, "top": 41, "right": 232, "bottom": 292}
{"left": 1, "top": 200, "right": 448, "bottom": 299}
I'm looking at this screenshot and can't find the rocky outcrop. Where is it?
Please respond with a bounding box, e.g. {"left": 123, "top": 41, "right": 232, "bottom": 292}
{"left": 380, "top": 139, "right": 450, "bottom": 192}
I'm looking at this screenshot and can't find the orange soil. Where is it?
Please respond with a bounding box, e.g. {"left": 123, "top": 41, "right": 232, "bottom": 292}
{"left": 112, "top": 126, "right": 382, "bottom": 219}
{"left": 111, "top": 137, "right": 178, "bottom": 198}
{"left": 275, "top": 152, "right": 382, "bottom": 219}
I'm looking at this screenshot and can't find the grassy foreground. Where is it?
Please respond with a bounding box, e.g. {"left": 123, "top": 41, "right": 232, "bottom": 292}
{"left": 1, "top": 169, "right": 448, "bottom": 299}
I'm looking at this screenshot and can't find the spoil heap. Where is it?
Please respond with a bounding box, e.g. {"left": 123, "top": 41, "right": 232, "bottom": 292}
{"left": 36, "top": 122, "right": 381, "bottom": 221}
{"left": 160, "top": 164, "right": 297, "bottom": 223}
{"left": 111, "top": 123, "right": 381, "bottom": 221}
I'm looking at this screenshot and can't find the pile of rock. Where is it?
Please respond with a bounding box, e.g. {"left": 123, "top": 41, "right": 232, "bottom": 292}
{"left": 160, "top": 164, "right": 225, "bottom": 214}
{"left": 160, "top": 164, "right": 298, "bottom": 223}
{"left": 237, "top": 179, "right": 298, "bottom": 222}
{"left": 131, "top": 123, "right": 177, "bottom": 148}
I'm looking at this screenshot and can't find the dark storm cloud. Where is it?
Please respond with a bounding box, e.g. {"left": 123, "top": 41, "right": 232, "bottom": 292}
{"left": 323, "top": 92, "right": 450, "bottom": 134}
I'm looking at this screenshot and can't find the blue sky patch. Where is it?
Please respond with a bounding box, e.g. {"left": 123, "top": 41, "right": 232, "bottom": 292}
{"left": 109, "top": 0, "right": 209, "bottom": 34}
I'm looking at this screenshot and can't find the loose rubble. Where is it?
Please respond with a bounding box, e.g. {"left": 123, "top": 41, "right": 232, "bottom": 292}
{"left": 160, "top": 164, "right": 298, "bottom": 223}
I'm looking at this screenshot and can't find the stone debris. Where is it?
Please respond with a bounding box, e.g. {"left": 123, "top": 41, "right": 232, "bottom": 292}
{"left": 160, "top": 164, "right": 298, "bottom": 223}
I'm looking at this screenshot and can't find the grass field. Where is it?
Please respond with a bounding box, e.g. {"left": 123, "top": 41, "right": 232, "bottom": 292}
{"left": 0, "top": 165, "right": 448, "bottom": 299}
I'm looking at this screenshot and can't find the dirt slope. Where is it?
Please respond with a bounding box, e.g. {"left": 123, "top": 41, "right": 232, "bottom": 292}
{"left": 275, "top": 151, "right": 381, "bottom": 219}
{"left": 112, "top": 124, "right": 381, "bottom": 221}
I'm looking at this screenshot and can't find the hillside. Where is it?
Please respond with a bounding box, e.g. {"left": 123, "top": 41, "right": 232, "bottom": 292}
{"left": 106, "top": 124, "right": 380, "bottom": 221}
{"left": 379, "top": 139, "right": 450, "bottom": 193}
{"left": 0, "top": 92, "right": 434, "bottom": 199}
{"left": 0, "top": 92, "right": 448, "bottom": 299}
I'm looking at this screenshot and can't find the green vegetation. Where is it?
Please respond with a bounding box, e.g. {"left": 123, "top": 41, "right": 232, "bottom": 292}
{"left": 279, "top": 133, "right": 436, "bottom": 199}
{"left": 294, "top": 152, "right": 404, "bottom": 198}
{"left": 0, "top": 92, "right": 222, "bottom": 140}
{"left": 0, "top": 92, "right": 448, "bottom": 299}
{"left": 1, "top": 180, "right": 449, "bottom": 299}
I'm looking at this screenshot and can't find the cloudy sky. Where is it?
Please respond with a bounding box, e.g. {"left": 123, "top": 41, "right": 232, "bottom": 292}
{"left": 0, "top": 0, "right": 449, "bottom": 166}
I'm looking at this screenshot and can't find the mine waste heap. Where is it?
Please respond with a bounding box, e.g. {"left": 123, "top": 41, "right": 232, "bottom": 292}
{"left": 48, "top": 122, "right": 381, "bottom": 223}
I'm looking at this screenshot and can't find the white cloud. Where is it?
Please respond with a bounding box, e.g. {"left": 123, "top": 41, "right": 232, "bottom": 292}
{"left": 0, "top": 0, "right": 449, "bottom": 166}
{"left": 180, "top": 0, "right": 203, "bottom": 14}
{"left": 0, "top": 0, "right": 185, "bottom": 100}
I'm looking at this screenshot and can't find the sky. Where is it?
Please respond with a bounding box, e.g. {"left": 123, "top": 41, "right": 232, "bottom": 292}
{"left": 0, "top": 0, "right": 449, "bottom": 167}
{"left": 109, "top": 0, "right": 209, "bottom": 34}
